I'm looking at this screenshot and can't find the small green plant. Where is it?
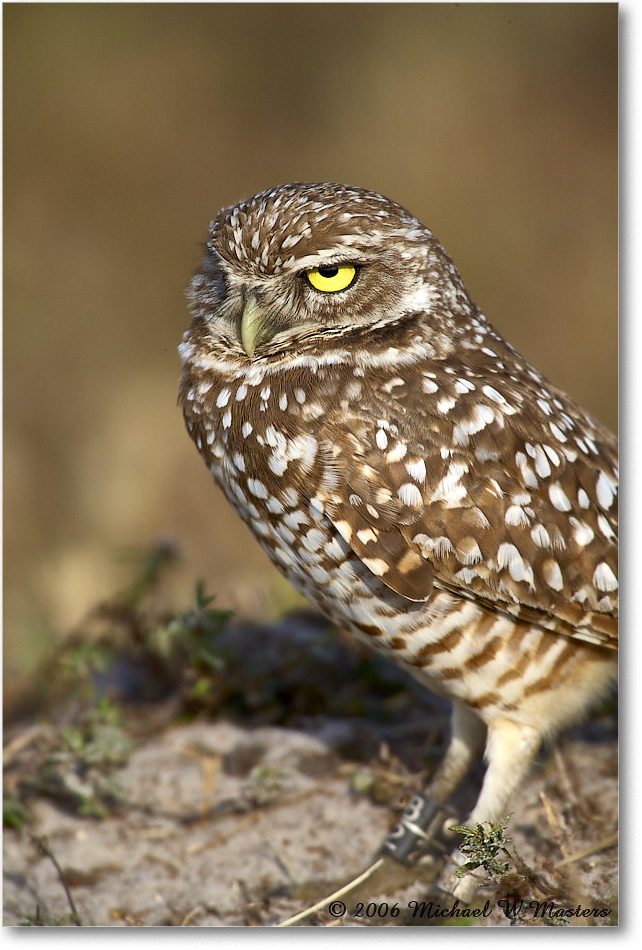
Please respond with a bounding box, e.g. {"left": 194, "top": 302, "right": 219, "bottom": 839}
{"left": 243, "top": 764, "right": 289, "bottom": 807}
{"left": 30, "top": 697, "right": 132, "bottom": 818}
{"left": 151, "top": 580, "right": 232, "bottom": 702}
{"left": 449, "top": 814, "right": 517, "bottom": 886}
{"left": 6, "top": 548, "right": 237, "bottom": 827}
{"left": 154, "top": 580, "right": 232, "bottom": 668}
{"left": 3, "top": 793, "right": 29, "bottom": 829}
{"left": 53, "top": 546, "right": 232, "bottom": 713}
{"left": 61, "top": 642, "right": 114, "bottom": 707}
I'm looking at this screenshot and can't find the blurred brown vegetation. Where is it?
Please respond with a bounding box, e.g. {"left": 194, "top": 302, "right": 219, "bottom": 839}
{"left": 3, "top": 4, "right": 617, "bottom": 683}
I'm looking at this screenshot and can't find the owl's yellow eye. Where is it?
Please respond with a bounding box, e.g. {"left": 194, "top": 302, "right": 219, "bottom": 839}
{"left": 306, "top": 264, "right": 358, "bottom": 293}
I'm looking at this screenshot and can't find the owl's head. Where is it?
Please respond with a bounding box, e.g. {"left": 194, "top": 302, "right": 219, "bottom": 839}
{"left": 188, "top": 182, "right": 469, "bottom": 363}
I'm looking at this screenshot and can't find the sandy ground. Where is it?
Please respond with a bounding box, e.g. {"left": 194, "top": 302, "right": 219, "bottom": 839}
{"left": 3, "top": 613, "right": 618, "bottom": 927}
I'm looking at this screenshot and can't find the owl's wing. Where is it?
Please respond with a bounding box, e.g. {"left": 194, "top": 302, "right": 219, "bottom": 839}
{"left": 315, "top": 375, "right": 618, "bottom": 650}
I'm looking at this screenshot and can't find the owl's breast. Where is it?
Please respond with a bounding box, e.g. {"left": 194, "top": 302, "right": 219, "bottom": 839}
{"left": 181, "top": 355, "right": 355, "bottom": 577}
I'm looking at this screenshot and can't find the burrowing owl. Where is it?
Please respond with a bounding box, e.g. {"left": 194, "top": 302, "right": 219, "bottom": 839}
{"left": 179, "top": 183, "right": 617, "bottom": 898}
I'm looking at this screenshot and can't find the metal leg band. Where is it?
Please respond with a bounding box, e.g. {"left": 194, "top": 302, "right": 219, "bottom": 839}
{"left": 381, "top": 792, "right": 454, "bottom": 864}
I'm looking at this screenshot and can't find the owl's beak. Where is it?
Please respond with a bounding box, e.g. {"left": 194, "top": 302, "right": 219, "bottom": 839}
{"left": 240, "top": 295, "right": 270, "bottom": 359}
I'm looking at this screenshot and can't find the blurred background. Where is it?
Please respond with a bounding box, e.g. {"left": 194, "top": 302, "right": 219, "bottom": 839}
{"left": 3, "top": 4, "right": 617, "bottom": 685}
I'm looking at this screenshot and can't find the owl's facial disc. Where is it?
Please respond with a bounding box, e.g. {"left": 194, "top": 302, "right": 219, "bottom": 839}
{"left": 237, "top": 262, "right": 364, "bottom": 358}
{"left": 195, "top": 181, "right": 449, "bottom": 361}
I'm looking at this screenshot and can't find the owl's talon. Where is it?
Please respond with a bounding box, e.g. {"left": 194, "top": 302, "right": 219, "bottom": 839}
{"left": 381, "top": 793, "right": 457, "bottom": 864}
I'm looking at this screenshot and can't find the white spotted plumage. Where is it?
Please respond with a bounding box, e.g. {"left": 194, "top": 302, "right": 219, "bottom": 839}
{"left": 180, "top": 182, "right": 617, "bottom": 900}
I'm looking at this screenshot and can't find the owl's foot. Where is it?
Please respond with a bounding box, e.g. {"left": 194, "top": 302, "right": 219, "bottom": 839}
{"left": 438, "top": 848, "right": 489, "bottom": 904}
{"left": 381, "top": 792, "right": 458, "bottom": 864}
{"left": 382, "top": 794, "right": 489, "bottom": 905}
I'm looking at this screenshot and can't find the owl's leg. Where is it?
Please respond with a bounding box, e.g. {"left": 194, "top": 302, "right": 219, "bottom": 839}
{"left": 425, "top": 702, "right": 487, "bottom": 804}
{"left": 382, "top": 702, "right": 486, "bottom": 862}
{"left": 445, "top": 717, "right": 542, "bottom": 903}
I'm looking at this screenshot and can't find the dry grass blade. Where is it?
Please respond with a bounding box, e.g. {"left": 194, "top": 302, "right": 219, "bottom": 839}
{"left": 276, "top": 857, "right": 385, "bottom": 927}
{"left": 554, "top": 833, "right": 618, "bottom": 869}
{"left": 33, "top": 836, "right": 82, "bottom": 926}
